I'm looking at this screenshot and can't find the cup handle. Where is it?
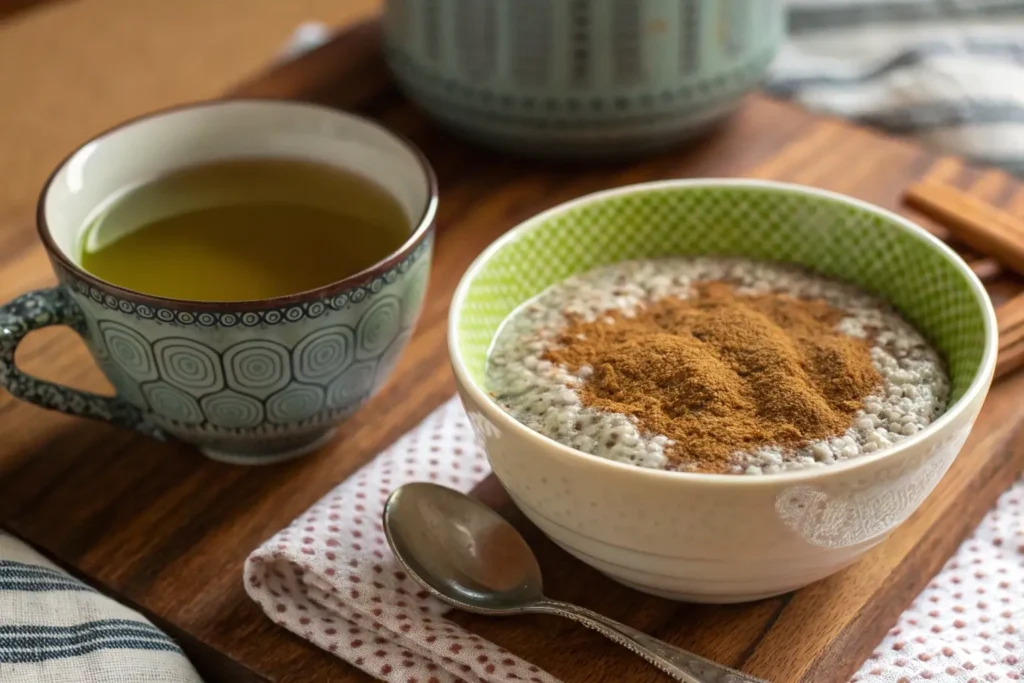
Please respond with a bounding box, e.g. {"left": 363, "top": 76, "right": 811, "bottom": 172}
{"left": 0, "top": 287, "right": 164, "bottom": 438}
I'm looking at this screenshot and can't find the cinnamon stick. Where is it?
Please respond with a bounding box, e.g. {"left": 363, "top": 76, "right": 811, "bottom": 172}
{"left": 996, "top": 294, "right": 1024, "bottom": 379}
{"left": 904, "top": 181, "right": 1024, "bottom": 278}
{"left": 966, "top": 257, "right": 1001, "bottom": 281}
{"left": 903, "top": 182, "right": 1024, "bottom": 377}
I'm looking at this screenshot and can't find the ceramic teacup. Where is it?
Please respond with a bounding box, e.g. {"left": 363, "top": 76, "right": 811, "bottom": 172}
{"left": 0, "top": 100, "right": 437, "bottom": 464}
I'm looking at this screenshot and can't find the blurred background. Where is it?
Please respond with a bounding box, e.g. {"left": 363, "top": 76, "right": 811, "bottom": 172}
{"left": 0, "top": 0, "right": 376, "bottom": 213}
{"left": 5, "top": 0, "right": 1024, "bottom": 221}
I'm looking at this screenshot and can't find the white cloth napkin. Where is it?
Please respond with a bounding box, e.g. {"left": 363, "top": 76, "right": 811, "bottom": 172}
{"left": 856, "top": 482, "right": 1024, "bottom": 682}
{"left": 244, "top": 396, "right": 1023, "bottom": 682}
{"left": 0, "top": 533, "right": 204, "bottom": 683}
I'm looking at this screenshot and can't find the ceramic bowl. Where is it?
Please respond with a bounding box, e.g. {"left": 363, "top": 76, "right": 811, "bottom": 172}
{"left": 381, "top": 0, "right": 784, "bottom": 158}
{"left": 448, "top": 179, "right": 997, "bottom": 603}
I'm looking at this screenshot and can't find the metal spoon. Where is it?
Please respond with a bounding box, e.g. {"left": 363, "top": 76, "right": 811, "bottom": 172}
{"left": 382, "top": 482, "right": 766, "bottom": 683}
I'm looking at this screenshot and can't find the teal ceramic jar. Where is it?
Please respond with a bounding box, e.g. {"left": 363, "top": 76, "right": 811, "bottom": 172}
{"left": 382, "top": 0, "right": 784, "bottom": 158}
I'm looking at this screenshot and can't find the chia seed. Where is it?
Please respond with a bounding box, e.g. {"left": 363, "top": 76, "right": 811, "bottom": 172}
{"left": 484, "top": 257, "right": 950, "bottom": 475}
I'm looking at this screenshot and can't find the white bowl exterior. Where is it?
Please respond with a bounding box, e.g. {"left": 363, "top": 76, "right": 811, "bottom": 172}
{"left": 456, "top": 373, "right": 988, "bottom": 602}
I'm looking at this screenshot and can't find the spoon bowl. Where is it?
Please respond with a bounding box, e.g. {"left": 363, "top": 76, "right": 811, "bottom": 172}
{"left": 383, "top": 482, "right": 543, "bottom": 613}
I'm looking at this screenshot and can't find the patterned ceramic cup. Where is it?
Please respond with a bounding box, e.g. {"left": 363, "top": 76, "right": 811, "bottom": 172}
{"left": 450, "top": 180, "right": 998, "bottom": 602}
{"left": 0, "top": 100, "right": 437, "bottom": 464}
{"left": 382, "top": 0, "right": 784, "bottom": 157}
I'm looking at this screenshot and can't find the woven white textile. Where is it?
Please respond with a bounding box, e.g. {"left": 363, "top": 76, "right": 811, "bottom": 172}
{"left": 769, "top": 0, "right": 1024, "bottom": 176}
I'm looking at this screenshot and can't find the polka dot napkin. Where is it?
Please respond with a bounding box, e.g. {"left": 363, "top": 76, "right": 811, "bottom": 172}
{"left": 852, "top": 480, "right": 1023, "bottom": 682}
{"left": 245, "top": 396, "right": 1023, "bottom": 682}
{"left": 244, "top": 398, "right": 556, "bottom": 683}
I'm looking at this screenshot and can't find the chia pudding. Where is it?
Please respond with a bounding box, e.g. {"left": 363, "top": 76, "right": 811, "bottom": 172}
{"left": 485, "top": 257, "right": 950, "bottom": 475}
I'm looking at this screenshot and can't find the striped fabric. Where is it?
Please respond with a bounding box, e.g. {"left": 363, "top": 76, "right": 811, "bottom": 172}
{"left": 767, "top": 0, "right": 1024, "bottom": 175}
{"left": 0, "top": 534, "right": 203, "bottom": 683}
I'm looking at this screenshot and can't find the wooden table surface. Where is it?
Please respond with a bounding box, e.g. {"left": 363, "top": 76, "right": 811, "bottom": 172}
{"left": 3, "top": 8, "right": 1024, "bottom": 683}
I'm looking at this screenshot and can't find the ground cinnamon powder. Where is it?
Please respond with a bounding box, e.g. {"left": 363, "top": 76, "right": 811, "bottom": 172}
{"left": 544, "top": 282, "right": 881, "bottom": 473}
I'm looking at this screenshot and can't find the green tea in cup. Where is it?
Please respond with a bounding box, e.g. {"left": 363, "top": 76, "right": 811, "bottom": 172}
{"left": 0, "top": 100, "right": 437, "bottom": 464}
{"left": 80, "top": 157, "right": 409, "bottom": 301}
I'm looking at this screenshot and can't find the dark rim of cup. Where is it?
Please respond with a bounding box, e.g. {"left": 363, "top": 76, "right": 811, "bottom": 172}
{"left": 36, "top": 98, "right": 439, "bottom": 311}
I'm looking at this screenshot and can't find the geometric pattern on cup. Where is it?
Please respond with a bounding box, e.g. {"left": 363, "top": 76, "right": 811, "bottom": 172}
{"left": 142, "top": 381, "right": 205, "bottom": 425}
{"left": 99, "top": 320, "right": 158, "bottom": 382}
{"left": 223, "top": 339, "right": 292, "bottom": 398}
{"left": 154, "top": 338, "right": 225, "bottom": 395}
{"left": 200, "top": 389, "right": 265, "bottom": 429}
{"left": 326, "top": 360, "right": 377, "bottom": 410}
{"left": 266, "top": 384, "right": 327, "bottom": 424}
{"left": 356, "top": 295, "right": 402, "bottom": 360}
{"left": 293, "top": 325, "right": 355, "bottom": 384}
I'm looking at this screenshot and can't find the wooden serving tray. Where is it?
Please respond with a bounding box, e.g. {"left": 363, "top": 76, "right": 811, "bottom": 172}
{"left": 2, "top": 20, "right": 1023, "bottom": 683}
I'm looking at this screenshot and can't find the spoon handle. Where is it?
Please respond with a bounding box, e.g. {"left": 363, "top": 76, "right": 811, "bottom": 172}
{"left": 529, "top": 599, "right": 767, "bottom": 683}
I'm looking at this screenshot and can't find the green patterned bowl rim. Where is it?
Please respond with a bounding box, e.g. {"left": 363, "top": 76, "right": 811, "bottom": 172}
{"left": 448, "top": 179, "right": 999, "bottom": 483}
